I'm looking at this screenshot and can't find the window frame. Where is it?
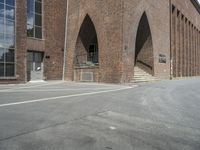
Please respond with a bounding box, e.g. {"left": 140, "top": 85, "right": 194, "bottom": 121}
{"left": 0, "top": 0, "right": 16, "bottom": 78}
{"left": 27, "top": 0, "right": 43, "bottom": 39}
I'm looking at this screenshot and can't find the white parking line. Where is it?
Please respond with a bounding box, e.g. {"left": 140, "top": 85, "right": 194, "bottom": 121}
{"left": 0, "top": 88, "right": 120, "bottom": 93}
{"left": 0, "top": 87, "right": 132, "bottom": 107}
{"left": 0, "top": 81, "right": 65, "bottom": 92}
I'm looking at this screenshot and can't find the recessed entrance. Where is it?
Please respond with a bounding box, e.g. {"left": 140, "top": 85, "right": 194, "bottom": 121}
{"left": 73, "top": 14, "right": 99, "bottom": 82}
{"left": 27, "top": 51, "right": 44, "bottom": 81}
{"left": 74, "top": 15, "right": 99, "bottom": 67}
{"left": 135, "top": 12, "right": 154, "bottom": 75}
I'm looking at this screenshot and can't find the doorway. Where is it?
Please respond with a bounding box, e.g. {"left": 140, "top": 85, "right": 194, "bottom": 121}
{"left": 27, "top": 51, "right": 44, "bottom": 81}
{"left": 135, "top": 12, "right": 154, "bottom": 75}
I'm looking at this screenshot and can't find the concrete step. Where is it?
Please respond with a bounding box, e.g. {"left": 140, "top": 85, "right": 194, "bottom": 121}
{"left": 131, "top": 66, "right": 159, "bottom": 83}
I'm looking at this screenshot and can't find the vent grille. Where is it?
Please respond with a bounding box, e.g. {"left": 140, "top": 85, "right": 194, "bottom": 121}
{"left": 81, "top": 72, "right": 93, "bottom": 82}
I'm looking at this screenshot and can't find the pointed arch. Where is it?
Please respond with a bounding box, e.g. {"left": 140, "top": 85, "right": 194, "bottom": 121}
{"left": 74, "top": 14, "right": 99, "bottom": 67}
{"left": 135, "top": 12, "right": 154, "bottom": 75}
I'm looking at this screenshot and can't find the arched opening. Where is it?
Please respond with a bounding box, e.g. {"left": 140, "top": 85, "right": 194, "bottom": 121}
{"left": 74, "top": 15, "right": 99, "bottom": 67}
{"left": 135, "top": 12, "right": 154, "bottom": 75}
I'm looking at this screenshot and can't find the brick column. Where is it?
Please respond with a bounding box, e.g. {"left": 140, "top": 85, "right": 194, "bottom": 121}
{"left": 183, "top": 17, "right": 187, "bottom": 77}
{"left": 180, "top": 14, "right": 184, "bottom": 77}
{"left": 15, "top": 0, "right": 27, "bottom": 82}
{"left": 176, "top": 10, "right": 180, "bottom": 77}
{"left": 171, "top": 7, "right": 176, "bottom": 77}
{"left": 198, "top": 31, "right": 200, "bottom": 76}
{"left": 185, "top": 19, "right": 189, "bottom": 77}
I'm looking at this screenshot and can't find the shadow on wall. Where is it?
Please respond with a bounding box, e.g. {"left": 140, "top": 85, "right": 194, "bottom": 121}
{"left": 135, "top": 12, "right": 154, "bottom": 75}
{"left": 74, "top": 15, "right": 99, "bottom": 67}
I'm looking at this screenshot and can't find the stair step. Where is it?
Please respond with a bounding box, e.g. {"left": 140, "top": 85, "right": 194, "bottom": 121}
{"left": 132, "top": 66, "right": 159, "bottom": 83}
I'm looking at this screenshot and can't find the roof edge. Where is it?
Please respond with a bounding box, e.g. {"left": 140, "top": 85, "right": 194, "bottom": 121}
{"left": 191, "top": 0, "right": 200, "bottom": 14}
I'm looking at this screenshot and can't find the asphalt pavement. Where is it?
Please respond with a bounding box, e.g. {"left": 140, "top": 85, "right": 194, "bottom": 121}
{"left": 0, "top": 79, "right": 200, "bottom": 150}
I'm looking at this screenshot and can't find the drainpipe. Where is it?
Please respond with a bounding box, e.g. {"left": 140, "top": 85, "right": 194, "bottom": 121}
{"left": 62, "top": 0, "right": 69, "bottom": 81}
{"left": 169, "top": 0, "right": 173, "bottom": 80}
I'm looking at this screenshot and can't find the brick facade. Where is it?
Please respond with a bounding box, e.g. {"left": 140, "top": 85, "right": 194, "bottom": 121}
{"left": 0, "top": 0, "right": 200, "bottom": 84}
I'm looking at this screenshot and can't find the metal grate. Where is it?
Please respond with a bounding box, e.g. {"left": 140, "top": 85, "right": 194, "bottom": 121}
{"left": 81, "top": 72, "right": 93, "bottom": 82}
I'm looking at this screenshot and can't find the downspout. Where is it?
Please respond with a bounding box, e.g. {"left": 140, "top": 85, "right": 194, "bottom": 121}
{"left": 169, "top": 0, "right": 173, "bottom": 79}
{"left": 62, "top": 0, "right": 69, "bottom": 81}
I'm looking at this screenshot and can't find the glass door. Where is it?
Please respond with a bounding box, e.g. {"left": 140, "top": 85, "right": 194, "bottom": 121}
{"left": 27, "top": 51, "right": 44, "bottom": 81}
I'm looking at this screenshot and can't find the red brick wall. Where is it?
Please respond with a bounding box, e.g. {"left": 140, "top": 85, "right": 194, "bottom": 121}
{"left": 171, "top": 0, "right": 200, "bottom": 78}
{"left": 65, "top": 0, "right": 123, "bottom": 83}
{"left": 43, "top": 0, "right": 66, "bottom": 80}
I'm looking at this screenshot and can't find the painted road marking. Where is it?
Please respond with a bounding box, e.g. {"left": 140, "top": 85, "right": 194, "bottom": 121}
{"left": 0, "top": 81, "right": 65, "bottom": 92}
{"left": 0, "top": 88, "right": 121, "bottom": 93}
{"left": 0, "top": 87, "right": 132, "bottom": 107}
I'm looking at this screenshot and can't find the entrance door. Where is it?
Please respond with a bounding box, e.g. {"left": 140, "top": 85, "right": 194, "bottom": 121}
{"left": 27, "top": 52, "right": 44, "bottom": 81}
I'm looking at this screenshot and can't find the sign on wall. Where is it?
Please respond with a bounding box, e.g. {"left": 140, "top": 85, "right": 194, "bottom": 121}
{"left": 159, "top": 54, "right": 167, "bottom": 64}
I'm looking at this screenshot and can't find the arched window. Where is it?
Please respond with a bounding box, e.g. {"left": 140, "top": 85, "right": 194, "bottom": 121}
{"left": 135, "top": 12, "right": 154, "bottom": 74}
{"left": 74, "top": 15, "right": 99, "bottom": 67}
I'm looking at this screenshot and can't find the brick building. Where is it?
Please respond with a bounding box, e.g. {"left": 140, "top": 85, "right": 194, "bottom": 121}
{"left": 0, "top": 0, "right": 200, "bottom": 84}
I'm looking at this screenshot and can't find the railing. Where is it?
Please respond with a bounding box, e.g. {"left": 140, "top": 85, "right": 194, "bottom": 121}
{"left": 75, "top": 54, "right": 98, "bottom": 67}
{"left": 136, "top": 60, "right": 153, "bottom": 70}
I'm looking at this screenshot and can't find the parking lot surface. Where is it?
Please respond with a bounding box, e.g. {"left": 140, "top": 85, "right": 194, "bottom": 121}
{"left": 0, "top": 79, "right": 200, "bottom": 150}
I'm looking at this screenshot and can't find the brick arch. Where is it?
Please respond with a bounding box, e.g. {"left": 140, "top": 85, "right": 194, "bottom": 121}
{"left": 74, "top": 14, "right": 99, "bottom": 66}
{"left": 135, "top": 11, "right": 154, "bottom": 75}
{"left": 65, "top": 7, "right": 106, "bottom": 81}
{"left": 129, "top": 6, "right": 156, "bottom": 61}
{"left": 71, "top": 11, "right": 105, "bottom": 64}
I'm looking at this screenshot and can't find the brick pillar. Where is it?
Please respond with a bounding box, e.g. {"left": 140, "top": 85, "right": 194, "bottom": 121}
{"left": 180, "top": 14, "right": 184, "bottom": 77}
{"left": 198, "top": 31, "right": 200, "bottom": 76}
{"left": 171, "top": 7, "right": 176, "bottom": 77}
{"left": 175, "top": 10, "right": 180, "bottom": 77}
{"left": 185, "top": 19, "right": 189, "bottom": 77}
{"left": 183, "top": 18, "right": 187, "bottom": 77}
{"left": 194, "top": 27, "right": 197, "bottom": 76}
{"left": 189, "top": 23, "right": 192, "bottom": 76}
{"left": 196, "top": 29, "right": 198, "bottom": 76}
{"left": 16, "top": 0, "right": 27, "bottom": 82}
{"left": 191, "top": 25, "right": 194, "bottom": 76}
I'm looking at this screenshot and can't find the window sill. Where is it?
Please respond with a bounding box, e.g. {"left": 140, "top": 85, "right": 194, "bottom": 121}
{"left": 74, "top": 65, "right": 99, "bottom": 69}
{"left": 0, "top": 77, "right": 17, "bottom": 80}
{"left": 27, "top": 37, "right": 45, "bottom": 41}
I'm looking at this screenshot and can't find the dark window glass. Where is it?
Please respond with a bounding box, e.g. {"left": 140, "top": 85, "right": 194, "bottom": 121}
{"left": 6, "top": 20, "right": 14, "bottom": 34}
{"left": 88, "top": 44, "right": 98, "bottom": 63}
{"left": 0, "top": 3, "right": 4, "bottom": 18}
{"left": 0, "top": 47, "right": 4, "bottom": 62}
{"left": 5, "top": 34, "right": 14, "bottom": 48}
{"left": 0, "top": 19, "right": 4, "bottom": 33}
{"left": 35, "top": 14, "right": 41, "bottom": 26}
{"left": 35, "top": 1, "right": 41, "bottom": 14}
{"left": 27, "top": 0, "right": 42, "bottom": 39}
{"left": 27, "top": 24, "right": 34, "bottom": 37}
{"left": 5, "top": 48, "right": 14, "bottom": 62}
{"left": 27, "top": 0, "right": 34, "bottom": 13}
{"left": 34, "top": 52, "right": 43, "bottom": 62}
{"left": 35, "top": 26, "right": 42, "bottom": 38}
{"left": 27, "top": 13, "right": 34, "bottom": 26}
{"left": 6, "top": 5, "right": 14, "bottom": 20}
{"left": 0, "top": 33, "right": 4, "bottom": 43}
{"left": 0, "top": 0, "right": 15, "bottom": 77}
{"left": 0, "top": 63, "right": 4, "bottom": 76}
{"left": 5, "top": 63, "right": 14, "bottom": 76}
{"left": 27, "top": 52, "right": 33, "bottom": 61}
{"left": 27, "top": 61, "right": 33, "bottom": 71}
{"left": 0, "top": 0, "right": 4, "bottom": 4}
{"left": 6, "top": 0, "right": 14, "bottom": 6}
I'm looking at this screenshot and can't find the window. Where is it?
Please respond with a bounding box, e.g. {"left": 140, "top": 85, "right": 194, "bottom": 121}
{"left": 0, "top": 0, "right": 15, "bottom": 77}
{"left": 88, "top": 44, "right": 98, "bottom": 64}
{"left": 27, "top": 0, "right": 42, "bottom": 39}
